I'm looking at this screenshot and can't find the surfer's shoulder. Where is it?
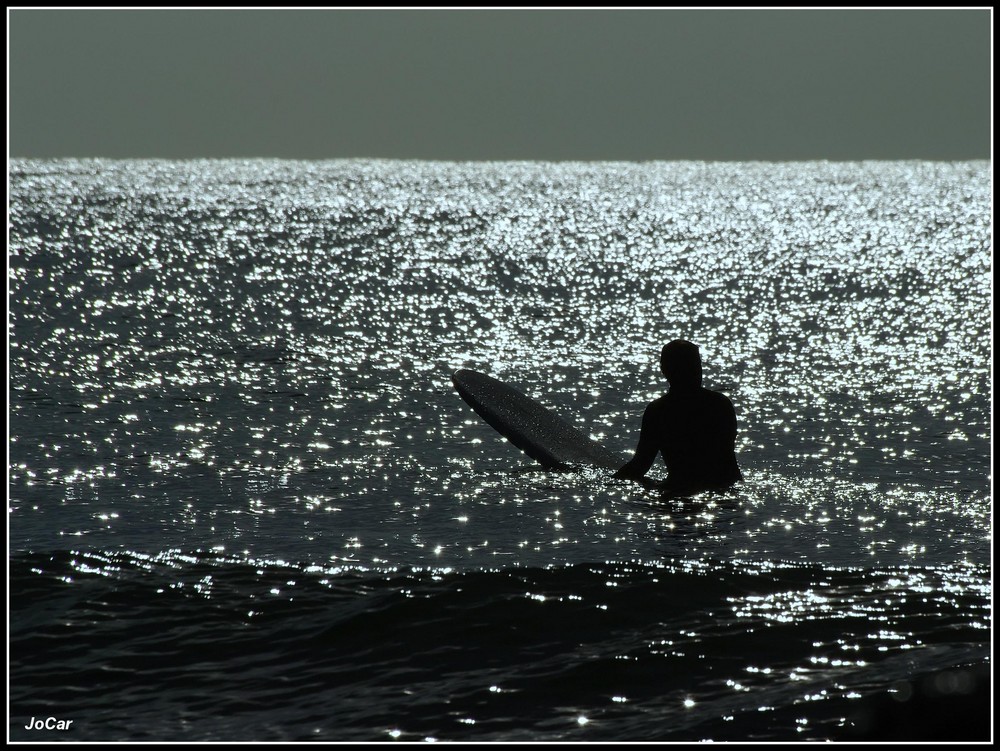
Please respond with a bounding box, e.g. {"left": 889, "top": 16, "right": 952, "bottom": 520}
{"left": 644, "top": 393, "right": 671, "bottom": 415}
{"left": 704, "top": 387, "right": 736, "bottom": 408}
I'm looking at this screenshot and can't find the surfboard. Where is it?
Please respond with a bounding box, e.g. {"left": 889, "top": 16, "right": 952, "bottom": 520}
{"left": 452, "top": 369, "right": 623, "bottom": 470}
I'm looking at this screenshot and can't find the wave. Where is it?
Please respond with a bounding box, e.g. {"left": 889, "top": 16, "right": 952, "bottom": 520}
{"left": 9, "top": 549, "right": 990, "bottom": 741}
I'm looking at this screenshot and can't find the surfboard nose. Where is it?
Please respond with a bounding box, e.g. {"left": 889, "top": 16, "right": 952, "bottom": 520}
{"left": 452, "top": 369, "right": 474, "bottom": 392}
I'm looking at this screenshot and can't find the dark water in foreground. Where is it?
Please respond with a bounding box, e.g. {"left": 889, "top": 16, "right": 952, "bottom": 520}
{"left": 8, "top": 159, "right": 992, "bottom": 741}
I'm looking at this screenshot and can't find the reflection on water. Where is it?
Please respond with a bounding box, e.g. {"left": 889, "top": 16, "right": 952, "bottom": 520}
{"left": 8, "top": 159, "right": 991, "bottom": 740}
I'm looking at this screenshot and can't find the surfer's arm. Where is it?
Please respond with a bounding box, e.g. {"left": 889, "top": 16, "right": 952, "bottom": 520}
{"left": 614, "top": 405, "right": 659, "bottom": 481}
{"left": 615, "top": 452, "right": 656, "bottom": 480}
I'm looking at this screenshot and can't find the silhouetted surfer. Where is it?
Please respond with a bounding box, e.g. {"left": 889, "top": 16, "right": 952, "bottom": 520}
{"left": 616, "top": 340, "right": 742, "bottom": 494}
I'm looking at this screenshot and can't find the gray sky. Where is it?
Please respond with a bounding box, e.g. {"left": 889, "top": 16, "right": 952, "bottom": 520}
{"left": 8, "top": 8, "right": 992, "bottom": 160}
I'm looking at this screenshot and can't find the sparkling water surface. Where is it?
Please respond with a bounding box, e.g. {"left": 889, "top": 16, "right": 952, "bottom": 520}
{"left": 8, "top": 159, "right": 991, "bottom": 741}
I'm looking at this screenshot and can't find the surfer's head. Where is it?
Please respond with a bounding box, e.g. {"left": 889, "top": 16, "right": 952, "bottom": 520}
{"left": 660, "top": 339, "right": 702, "bottom": 388}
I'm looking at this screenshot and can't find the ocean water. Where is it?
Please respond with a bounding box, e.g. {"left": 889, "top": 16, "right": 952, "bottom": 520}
{"left": 8, "top": 158, "right": 992, "bottom": 741}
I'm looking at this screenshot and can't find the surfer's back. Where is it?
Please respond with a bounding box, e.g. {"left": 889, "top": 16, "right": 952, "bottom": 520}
{"left": 644, "top": 386, "right": 742, "bottom": 491}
